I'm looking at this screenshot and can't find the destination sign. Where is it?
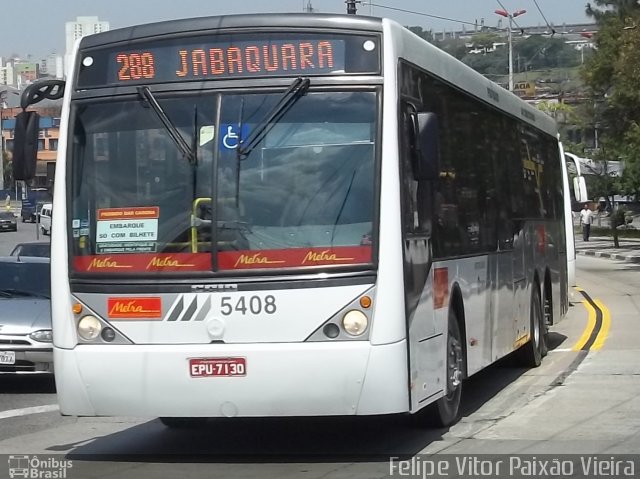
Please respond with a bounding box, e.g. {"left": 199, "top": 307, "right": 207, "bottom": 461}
{"left": 77, "top": 33, "right": 380, "bottom": 88}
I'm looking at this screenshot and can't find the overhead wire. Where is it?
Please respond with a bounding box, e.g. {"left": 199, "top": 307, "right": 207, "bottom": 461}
{"left": 531, "top": 0, "right": 556, "bottom": 34}
{"left": 366, "top": 3, "right": 506, "bottom": 32}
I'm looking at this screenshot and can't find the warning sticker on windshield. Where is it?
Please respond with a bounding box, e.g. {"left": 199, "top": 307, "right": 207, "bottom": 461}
{"left": 96, "top": 207, "right": 159, "bottom": 254}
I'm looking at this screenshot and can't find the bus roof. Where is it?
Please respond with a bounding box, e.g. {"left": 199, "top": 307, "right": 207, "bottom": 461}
{"left": 78, "top": 13, "right": 384, "bottom": 50}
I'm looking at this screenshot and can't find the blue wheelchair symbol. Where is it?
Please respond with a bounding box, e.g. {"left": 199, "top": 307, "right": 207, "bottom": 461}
{"left": 220, "top": 124, "right": 251, "bottom": 150}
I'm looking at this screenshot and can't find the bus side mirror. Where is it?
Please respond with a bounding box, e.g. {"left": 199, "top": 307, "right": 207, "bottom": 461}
{"left": 573, "top": 176, "right": 588, "bottom": 203}
{"left": 12, "top": 111, "right": 40, "bottom": 181}
{"left": 414, "top": 112, "right": 440, "bottom": 181}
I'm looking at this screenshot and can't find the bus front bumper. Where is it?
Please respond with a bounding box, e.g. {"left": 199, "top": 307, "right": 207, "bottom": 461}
{"left": 54, "top": 340, "right": 409, "bottom": 417}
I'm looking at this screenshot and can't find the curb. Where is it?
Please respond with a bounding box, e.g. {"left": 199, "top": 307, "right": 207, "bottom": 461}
{"left": 578, "top": 250, "right": 640, "bottom": 263}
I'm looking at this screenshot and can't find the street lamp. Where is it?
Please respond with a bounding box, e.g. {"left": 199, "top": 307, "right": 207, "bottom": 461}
{"left": 495, "top": 8, "right": 527, "bottom": 92}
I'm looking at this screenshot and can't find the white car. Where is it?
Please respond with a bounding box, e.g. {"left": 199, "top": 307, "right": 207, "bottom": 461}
{"left": 39, "top": 203, "right": 52, "bottom": 236}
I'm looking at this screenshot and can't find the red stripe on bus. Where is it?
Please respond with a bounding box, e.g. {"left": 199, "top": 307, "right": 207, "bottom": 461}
{"left": 433, "top": 267, "right": 449, "bottom": 310}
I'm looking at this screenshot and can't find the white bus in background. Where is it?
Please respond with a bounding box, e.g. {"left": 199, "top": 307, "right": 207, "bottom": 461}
{"left": 562, "top": 151, "right": 588, "bottom": 292}
{"left": 12, "top": 13, "right": 568, "bottom": 428}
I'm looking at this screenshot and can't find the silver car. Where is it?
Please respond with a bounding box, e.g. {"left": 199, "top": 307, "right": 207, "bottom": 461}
{"left": 0, "top": 256, "right": 52, "bottom": 373}
{"left": 0, "top": 211, "right": 18, "bottom": 232}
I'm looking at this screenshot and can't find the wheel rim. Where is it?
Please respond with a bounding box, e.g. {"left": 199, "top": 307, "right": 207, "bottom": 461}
{"left": 447, "top": 327, "right": 463, "bottom": 398}
{"left": 532, "top": 293, "right": 541, "bottom": 346}
{"left": 543, "top": 292, "right": 552, "bottom": 333}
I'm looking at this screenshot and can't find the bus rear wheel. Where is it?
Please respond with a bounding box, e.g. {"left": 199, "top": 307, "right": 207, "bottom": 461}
{"left": 519, "top": 286, "right": 544, "bottom": 368}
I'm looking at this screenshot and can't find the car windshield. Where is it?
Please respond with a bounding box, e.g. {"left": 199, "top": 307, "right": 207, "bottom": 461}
{"left": 69, "top": 89, "right": 377, "bottom": 275}
{"left": 0, "top": 212, "right": 15, "bottom": 219}
{"left": 0, "top": 262, "right": 51, "bottom": 298}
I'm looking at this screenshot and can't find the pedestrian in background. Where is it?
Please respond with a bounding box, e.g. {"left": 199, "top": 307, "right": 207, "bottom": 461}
{"left": 580, "top": 203, "right": 593, "bottom": 241}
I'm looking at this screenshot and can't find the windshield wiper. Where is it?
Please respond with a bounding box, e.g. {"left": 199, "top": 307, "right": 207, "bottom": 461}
{"left": 0, "top": 289, "right": 50, "bottom": 299}
{"left": 237, "top": 77, "right": 310, "bottom": 160}
{"left": 137, "top": 86, "right": 195, "bottom": 163}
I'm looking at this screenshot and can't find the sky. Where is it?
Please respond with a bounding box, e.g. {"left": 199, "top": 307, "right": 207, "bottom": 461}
{"left": 1, "top": 0, "right": 593, "bottom": 59}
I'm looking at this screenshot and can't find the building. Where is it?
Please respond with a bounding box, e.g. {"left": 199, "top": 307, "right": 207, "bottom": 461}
{"left": 13, "top": 62, "right": 39, "bottom": 87}
{"left": 40, "top": 54, "right": 64, "bottom": 79}
{"left": 64, "top": 16, "right": 110, "bottom": 77}
{"left": 0, "top": 62, "right": 12, "bottom": 86}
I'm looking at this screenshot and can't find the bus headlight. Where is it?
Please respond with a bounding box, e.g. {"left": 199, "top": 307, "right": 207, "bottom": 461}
{"left": 78, "top": 315, "right": 102, "bottom": 341}
{"left": 342, "top": 310, "right": 368, "bottom": 336}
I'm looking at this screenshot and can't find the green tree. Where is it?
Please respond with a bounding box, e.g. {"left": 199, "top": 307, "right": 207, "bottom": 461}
{"left": 435, "top": 38, "right": 468, "bottom": 60}
{"left": 407, "top": 26, "right": 434, "bottom": 43}
{"left": 583, "top": 2, "right": 640, "bottom": 143}
{"left": 461, "top": 50, "right": 507, "bottom": 76}
{"left": 516, "top": 36, "right": 581, "bottom": 71}
{"left": 582, "top": 1, "right": 640, "bottom": 243}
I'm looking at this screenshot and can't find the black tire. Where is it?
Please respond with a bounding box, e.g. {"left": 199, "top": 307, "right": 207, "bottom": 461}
{"left": 159, "top": 417, "right": 203, "bottom": 428}
{"left": 424, "top": 310, "right": 464, "bottom": 428}
{"left": 520, "top": 286, "right": 543, "bottom": 368}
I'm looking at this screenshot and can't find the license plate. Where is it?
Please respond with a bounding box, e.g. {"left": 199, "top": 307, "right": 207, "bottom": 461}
{"left": 0, "top": 351, "right": 16, "bottom": 365}
{"left": 189, "top": 357, "right": 246, "bottom": 377}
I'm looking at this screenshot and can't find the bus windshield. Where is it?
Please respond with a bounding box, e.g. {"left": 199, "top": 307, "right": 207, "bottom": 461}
{"left": 70, "top": 89, "right": 377, "bottom": 275}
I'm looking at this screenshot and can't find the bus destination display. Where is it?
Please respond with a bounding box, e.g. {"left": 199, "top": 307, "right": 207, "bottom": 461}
{"left": 115, "top": 40, "right": 341, "bottom": 82}
{"left": 77, "top": 34, "right": 379, "bottom": 87}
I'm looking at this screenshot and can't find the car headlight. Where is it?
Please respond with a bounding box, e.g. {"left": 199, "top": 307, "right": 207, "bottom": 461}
{"left": 29, "top": 330, "right": 53, "bottom": 342}
{"left": 342, "top": 310, "right": 369, "bottom": 336}
{"left": 77, "top": 315, "right": 102, "bottom": 341}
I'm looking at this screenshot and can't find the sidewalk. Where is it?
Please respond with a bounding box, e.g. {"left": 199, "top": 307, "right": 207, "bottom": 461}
{"left": 574, "top": 235, "right": 640, "bottom": 263}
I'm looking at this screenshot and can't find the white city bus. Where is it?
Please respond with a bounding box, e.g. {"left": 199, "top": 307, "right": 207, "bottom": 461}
{"left": 13, "top": 13, "right": 568, "bottom": 427}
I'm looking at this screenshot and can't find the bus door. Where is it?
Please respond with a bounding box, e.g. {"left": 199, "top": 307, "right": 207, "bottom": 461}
{"left": 490, "top": 137, "right": 518, "bottom": 359}
{"left": 492, "top": 216, "right": 517, "bottom": 359}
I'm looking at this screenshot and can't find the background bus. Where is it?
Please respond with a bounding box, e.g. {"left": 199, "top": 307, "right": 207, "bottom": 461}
{"left": 20, "top": 187, "right": 52, "bottom": 223}
{"left": 13, "top": 13, "right": 567, "bottom": 428}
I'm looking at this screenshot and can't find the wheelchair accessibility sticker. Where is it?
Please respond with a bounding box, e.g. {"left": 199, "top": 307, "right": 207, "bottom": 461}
{"left": 220, "top": 124, "right": 251, "bottom": 150}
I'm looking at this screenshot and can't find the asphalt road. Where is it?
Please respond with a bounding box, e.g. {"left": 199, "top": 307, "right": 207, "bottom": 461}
{"left": 0, "top": 218, "right": 49, "bottom": 256}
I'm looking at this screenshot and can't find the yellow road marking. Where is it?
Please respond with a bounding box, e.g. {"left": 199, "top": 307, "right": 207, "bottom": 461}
{"left": 572, "top": 287, "right": 610, "bottom": 351}
{"left": 573, "top": 296, "right": 596, "bottom": 351}
{"left": 592, "top": 299, "right": 611, "bottom": 351}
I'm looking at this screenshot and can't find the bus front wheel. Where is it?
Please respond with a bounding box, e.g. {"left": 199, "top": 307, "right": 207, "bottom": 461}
{"left": 421, "top": 310, "right": 464, "bottom": 428}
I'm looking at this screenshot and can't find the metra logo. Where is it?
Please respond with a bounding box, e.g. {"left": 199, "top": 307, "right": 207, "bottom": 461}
{"left": 302, "top": 250, "right": 353, "bottom": 264}
{"left": 108, "top": 297, "right": 162, "bottom": 319}
{"left": 146, "top": 256, "right": 195, "bottom": 269}
{"left": 234, "top": 253, "right": 286, "bottom": 268}
{"left": 87, "top": 257, "right": 131, "bottom": 270}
